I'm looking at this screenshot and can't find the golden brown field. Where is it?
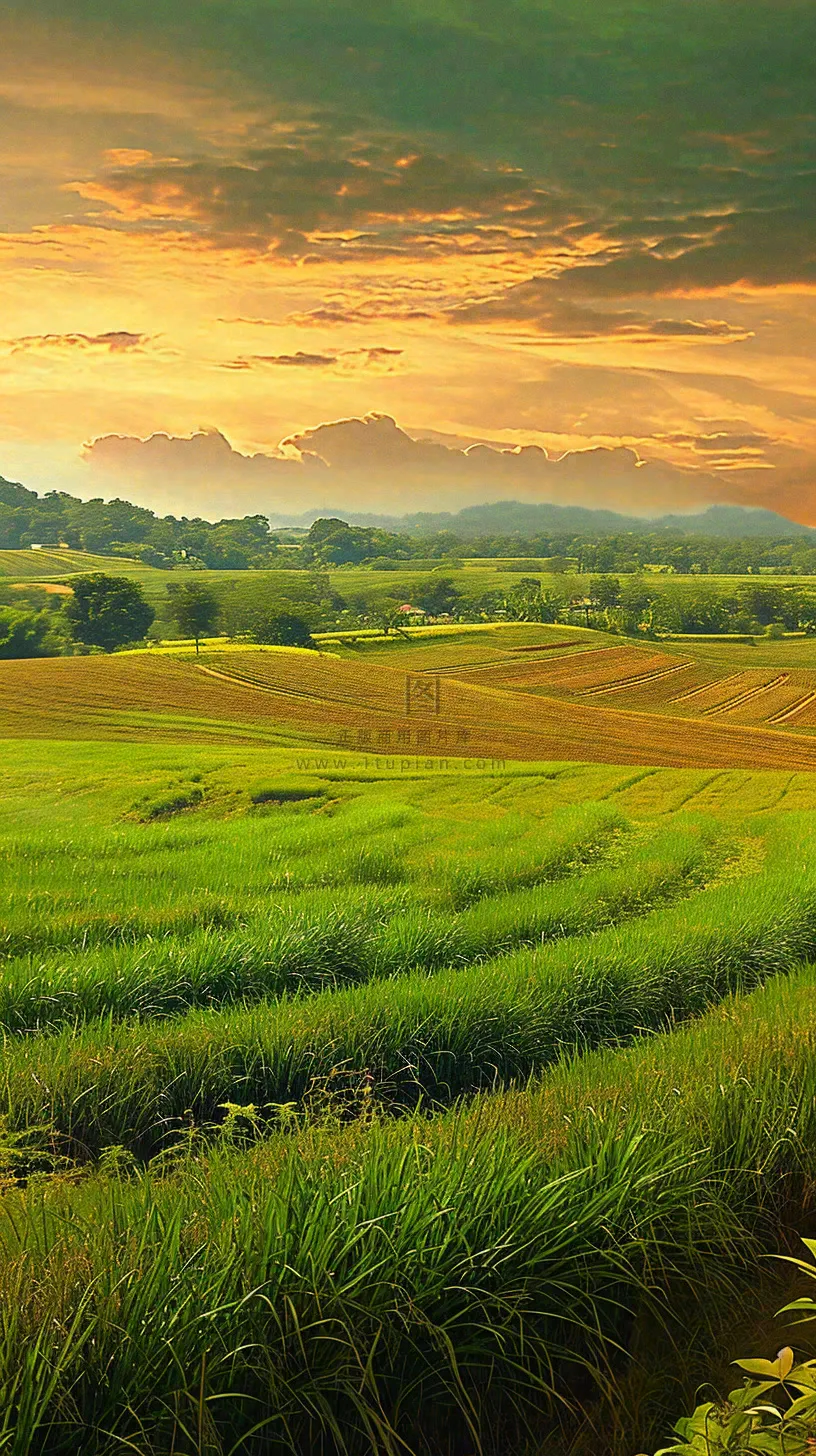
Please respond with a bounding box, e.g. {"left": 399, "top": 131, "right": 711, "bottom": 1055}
{"left": 452, "top": 636, "right": 816, "bottom": 730}
{"left": 5, "top": 643, "right": 816, "bottom": 769}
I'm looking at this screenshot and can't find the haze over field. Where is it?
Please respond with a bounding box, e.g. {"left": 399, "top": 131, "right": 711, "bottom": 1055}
{"left": 3, "top": 1, "right": 816, "bottom": 521}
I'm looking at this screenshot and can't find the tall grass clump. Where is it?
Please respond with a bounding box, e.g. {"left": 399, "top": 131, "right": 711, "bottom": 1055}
{"left": 3, "top": 966, "right": 816, "bottom": 1454}
{"left": 0, "top": 818, "right": 726, "bottom": 1035}
{"left": 1, "top": 823, "right": 810, "bottom": 1157}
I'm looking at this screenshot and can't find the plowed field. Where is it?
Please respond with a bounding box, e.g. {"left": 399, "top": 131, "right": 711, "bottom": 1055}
{"left": 470, "top": 640, "right": 816, "bottom": 730}
{"left": 5, "top": 647, "right": 816, "bottom": 770}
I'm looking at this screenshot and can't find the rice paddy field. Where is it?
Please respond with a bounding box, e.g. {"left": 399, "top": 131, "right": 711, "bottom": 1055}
{"left": 5, "top": 630, "right": 816, "bottom": 1452}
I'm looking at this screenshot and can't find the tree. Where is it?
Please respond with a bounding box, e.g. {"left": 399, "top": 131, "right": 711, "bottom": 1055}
{"left": 588, "top": 575, "right": 621, "bottom": 610}
{"left": 504, "top": 579, "right": 564, "bottom": 622}
{"left": 737, "top": 583, "right": 800, "bottom": 629}
{"left": 63, "top": 574, "right": 155, "bottom": 652}
{"left": 412, "top": 576, "right": 462, "bottom": 617}
{"left": 167, "top": 582, "right": 220, "bottom": 654}
{"left": 0, "top": 607, "right": 58, "bottom": 659}
{"left": 252, "top": 613, "right": 316, "bottom": 648}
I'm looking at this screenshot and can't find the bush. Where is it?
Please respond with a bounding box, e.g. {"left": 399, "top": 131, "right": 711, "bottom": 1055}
{"left": 654, "top": 1245, "right": 816, "bottom": 1453}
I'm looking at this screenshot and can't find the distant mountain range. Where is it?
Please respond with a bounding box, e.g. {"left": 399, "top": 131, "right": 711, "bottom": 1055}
{"left": 3, "top": 459, "right": 813, "bottom": 543}
{"left": 269, "top": 501, "right": 816, "bottom": 540}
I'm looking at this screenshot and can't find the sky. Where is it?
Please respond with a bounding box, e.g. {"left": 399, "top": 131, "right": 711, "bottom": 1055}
{"left": 2, "top": 0, "right": 816, "bottom": 521}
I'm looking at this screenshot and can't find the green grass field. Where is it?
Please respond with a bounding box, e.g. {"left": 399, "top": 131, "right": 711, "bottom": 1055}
{"left": 4, "top": 634, "right": 816, "bottom": 1452}
{"left": 2, "top": 544, "right": 814, "bottom": 612}
{"left": 0, "top": 547, "right": 148, "bottom": 580}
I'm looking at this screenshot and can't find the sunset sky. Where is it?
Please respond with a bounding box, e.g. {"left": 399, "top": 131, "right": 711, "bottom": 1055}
{"left": 3, "top": 0, "right": 816, "bottom": 520}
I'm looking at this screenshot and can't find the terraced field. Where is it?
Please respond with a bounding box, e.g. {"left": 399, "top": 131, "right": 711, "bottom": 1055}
{"left": 7, "top": 642, "right": 816, "bottom": 769}
{"left": 455, "top": 633, "right": 816, "bottom": 731}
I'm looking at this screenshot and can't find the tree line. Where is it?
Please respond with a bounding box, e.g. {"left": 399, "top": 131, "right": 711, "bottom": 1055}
{"left": 4, "top": 479, "right": 816, "bottom": 575}
{"left": 6, "top": 568, "right": 816, "bottom": 661}
{"left": 0, "top": 575, "right": 329, "bottom": 658}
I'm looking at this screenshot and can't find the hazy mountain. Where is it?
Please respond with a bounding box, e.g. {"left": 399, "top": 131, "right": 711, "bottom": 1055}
{"left": 5, "top": 446, "right": 813, "bottom": 543}
{"left": 268, "top": 500, "right": 816, "bottom": 539}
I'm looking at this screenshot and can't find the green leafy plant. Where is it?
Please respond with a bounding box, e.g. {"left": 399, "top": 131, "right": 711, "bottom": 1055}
{"left": 654, "top": 1241, "right": 816, "bottom": 1455}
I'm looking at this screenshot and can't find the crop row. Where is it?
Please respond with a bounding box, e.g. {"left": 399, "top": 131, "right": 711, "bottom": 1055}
{"left": 0, "top": 818, "right": 721, "bottom": 1035}
{"left": 2, "top": 820, "right": 807, "bottom": 1159}
{"left": 2, "top": 961, "right": 816, "bottom": 1455}
{"left": 0, "top": 800, "right": 625, "bottom": 959}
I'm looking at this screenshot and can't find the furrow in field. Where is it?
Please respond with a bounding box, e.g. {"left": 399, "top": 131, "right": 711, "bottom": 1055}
{"left": 702, "top": 673, "right": 789, "bottom": 717}
{"left": 578, "top": 659, "right": 694, "bottom": 697}
{"left": 598, "top": 666, "right": 721, "bottom": 712}
{"left": 768, "top": 687, "right": 816, "bottom": 723}
{"left": 451, "top": 643, "right": 641, "bottom": 690}
{"left": 670, "top": 670, "right": 744, "bottom": 704}
{"left": 724, "top": 679, "right": 813, "bottom": 725}
{"left": 196, "top": 663, "right": 346, "bottom": 709}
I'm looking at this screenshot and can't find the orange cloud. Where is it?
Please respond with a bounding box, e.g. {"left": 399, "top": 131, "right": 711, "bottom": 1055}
{"left": 3, "top": 330, "right": 153, "bottom": 356}
{"left": 102, "top": 149, "right": 155, "bottom": 168}
{"left": 80, "top": 412, "right": 756, "bottom": 519}
{"left": 221, "top": 346, "right": 404, "bottom": 374}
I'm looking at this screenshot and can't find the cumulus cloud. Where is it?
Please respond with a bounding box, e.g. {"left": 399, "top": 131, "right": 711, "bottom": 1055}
{"left": 81, "top": 411, "right": 732, "bottom": 517}
{"left": 82, "top": 428, "right": 325, "bottom": 516}
{"left": 83, "top": 427, "right": 312, "bottom": 478}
